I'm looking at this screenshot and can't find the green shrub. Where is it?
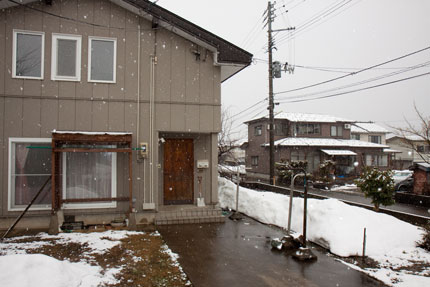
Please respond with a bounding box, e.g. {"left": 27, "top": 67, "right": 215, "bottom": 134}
{"left": 355, "top": 167, "right": 395, "bottom": 211}
{"left": 317, "top": 160, "right": 336, "bottom": 183}
{"left": 276, "top": 160, "right": 312, "bottom": 185}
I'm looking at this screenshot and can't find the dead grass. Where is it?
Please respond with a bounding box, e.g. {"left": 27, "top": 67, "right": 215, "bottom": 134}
{"left": 1, "top": 230, "right": 191, "bottom": 287}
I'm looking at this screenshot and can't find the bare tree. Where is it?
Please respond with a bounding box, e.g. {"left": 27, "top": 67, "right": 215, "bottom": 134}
{"left": 218, "top": 108, "right": 241, "bottom": 161}
{"left": 394, "top": 105, "right": 430, "bottom": 164}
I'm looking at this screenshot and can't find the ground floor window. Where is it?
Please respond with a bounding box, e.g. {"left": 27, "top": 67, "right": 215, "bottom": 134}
{"left": 8, "top": 138, "right": 52, "bottom": 210}
{"left": 366, "top": 154, "right": 388, "bottom": 167}
{"left": 62, "top": 146, "right": 117, "bottom": 209}
{"left": 251, "top": 156, "right": 259, "bottom": 166}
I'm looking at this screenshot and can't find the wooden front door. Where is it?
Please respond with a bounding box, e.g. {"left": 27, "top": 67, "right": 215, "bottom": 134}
{"left": 163, "top": 139, "right": 194, "bottom": 204}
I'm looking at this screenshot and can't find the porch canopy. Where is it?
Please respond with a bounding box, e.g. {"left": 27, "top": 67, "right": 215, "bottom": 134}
{"left": 51, "top": 131, "right": 133, "bottom": 213}
{"left": 321, "top": 149, "right": 357, "bottom": 156}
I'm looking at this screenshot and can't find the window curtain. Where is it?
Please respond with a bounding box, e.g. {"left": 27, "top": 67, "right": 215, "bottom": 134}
{"left": 65, "top": 152, "right": 112, "bottom": 199}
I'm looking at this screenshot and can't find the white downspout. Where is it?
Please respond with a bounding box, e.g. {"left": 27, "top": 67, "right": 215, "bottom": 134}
{"left": 149, "top": 55, "right": 156, "bottom": 204}
{"left": 136, "top": 24, "right": 144, "bottom": 204}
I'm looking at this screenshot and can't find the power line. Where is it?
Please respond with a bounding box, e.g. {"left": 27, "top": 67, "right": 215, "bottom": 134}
{"left": 263, "top": 0, "right": 352, "bottom": 51}
{"left": 278, "top": 61, "right": 430, "bottom": 101}
{"left": 278, "top": 71, "right": 430, "bottom": 104}
{"left": 230, "top": 98, "right": 268, "bottom": 119}
{"left": 275, "top": 0, "right": 360, "bottom": 46}
{"left": 275, "top": 45, "right": 430, "bottom": 95}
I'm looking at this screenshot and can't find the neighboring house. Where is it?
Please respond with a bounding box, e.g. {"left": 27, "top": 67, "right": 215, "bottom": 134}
{"left": 219, "top": 138, "right": 246, "bottom": 165}
{"left": 244, "top": 113, "right": 390, "bottom": 180}
{"left": 351, "top": 122, "right": 402, "bottom": 168}
{"left": 0, "top": 0, "right": 252, "bottom": 230}
{"left": 350, "top": 122, "right": 388, "bottom": 144}
{"left": 387, "top": 135, "right": 430, "bottom": 169}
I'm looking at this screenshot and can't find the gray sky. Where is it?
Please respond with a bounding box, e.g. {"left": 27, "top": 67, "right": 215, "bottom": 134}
{"left": 157, "top": 0, "right": 430, "bottom": 139}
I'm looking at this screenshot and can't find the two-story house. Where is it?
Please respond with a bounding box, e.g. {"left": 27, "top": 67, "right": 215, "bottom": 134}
{"left": 244, "top": 113, "right": 390, "bottom": 181}
{"left": 387, "top": 135, "right": 430, "bottom": 169}
{"left": 350, "top": 122, "right": 389, "bottom": 144}
{"left": 0, "top": 0, "right": 252, "bottom": 231}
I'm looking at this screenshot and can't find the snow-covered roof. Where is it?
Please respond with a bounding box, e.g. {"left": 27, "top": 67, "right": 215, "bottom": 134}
{"left": 383, "top": 148, "right": 402, "bottom": 153}
{"left": 351, "top": 122, "right": 389, "bottom": 134}
{"left": 266, "top": 137, "right": 389, "bottom": 148}
{"left": 274, "top": 112, "right": 354, "bottom": 123}
{"left": 52, "top": 130, "right": 132, "bottom": 135}
{"left": 321, "top": 149, "right": 357, "bottom": 156}
{"left": 388, "top": 134, "right": 424, "bottom": 141}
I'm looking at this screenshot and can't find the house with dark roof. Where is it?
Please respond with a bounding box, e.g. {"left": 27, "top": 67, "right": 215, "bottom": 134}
{"left": 243, "top": 113, "right": 391, "bottom": 181}
{"left": 0, "top": 0, "right": 252, "bottom": 231}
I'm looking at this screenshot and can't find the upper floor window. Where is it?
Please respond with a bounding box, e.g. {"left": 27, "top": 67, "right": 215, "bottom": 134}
{"left": 351, "top": 134, "right": 360, "bottom": 140}
{"left": 254, "top": 125, "right": 262, "bottom": 136}
{"left": 369, "top": 135, "right": 381, "bottom": 144}
{"left": 251, "top": 156, "right": 259, "bottom": 166}
{"left": 275, "top": 123, "right": 288, "bottom": 136}
{"left": 296, "top": 123, "right": 320, "bottom": 135}
{"left": 51, "top": 34, "right": 81, "bottom": 81}
{"left": 12, "top": 30, "right": 44, "bottom": 79}
{"left": 417, "top": 145, "right": 430, "bottom": 153}
{"left": 88, "top": 37, "right": 117, "bottom": 83}
{"left": 331, "top": 125, "right": 343, "bottom": 137}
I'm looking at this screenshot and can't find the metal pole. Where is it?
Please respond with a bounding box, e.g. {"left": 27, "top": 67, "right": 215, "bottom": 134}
{"left": 2, "top": 176, "right": 51, "bottom": 240}
{"left": 303, "top": 173, "right": 308, "bottom": 247}
{"left": 287, "top": 173, "right": 304, "bottom": 235}
{"left": 362, "top": 228, "right": 367, "bottom": 258}
{"left": 267, "top": 1, "right": 275, "bottom": 185}
{"left": 236, "top": 165, "right": 240, "bottom": 212}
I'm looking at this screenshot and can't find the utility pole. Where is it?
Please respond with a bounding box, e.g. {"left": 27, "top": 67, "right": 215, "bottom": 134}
{"left": 267, "top": 1, "right": 275, "bottom": 185}
{"left": 266, "top": 1, "right": 295, "bottom": 185}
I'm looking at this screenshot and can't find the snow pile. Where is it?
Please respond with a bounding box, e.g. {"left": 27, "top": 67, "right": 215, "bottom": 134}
{"left": 0, "top": 254, "right": 117, "bottom": 287}
{"left": 1, "top": 230, "right": 140, "bottom": 256}
{"left": 219, "top": 177, "right": 430, "bottom": 286}
{"left": 330, "top": 184, "right": 358, "bottom": 193}
{"left": 0, "top": 230, "right": 142, "bottom": 287}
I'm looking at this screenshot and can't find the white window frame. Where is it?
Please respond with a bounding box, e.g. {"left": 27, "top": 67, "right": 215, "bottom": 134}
{"left": 88, "top": 36, "right": 117, "bottom": 83}
{"left": 12, "top": 30, "right": 45, "bottom": 80}
{"left": 8, "top": 138, "right": 52, "bottom": 211}
{"left": 51, "top": 33, "right": 81, "bottom": 81}
{"left": 62, "top": 151, "right": 117, "bottom": 209}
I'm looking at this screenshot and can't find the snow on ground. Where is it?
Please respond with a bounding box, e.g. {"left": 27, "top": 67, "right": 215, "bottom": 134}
{"left": 218, "top": 177, "right": 430, "bottom": 286}
{"left": 0, "top": 254, "right": 116, "bottom": 287}
{"left": 330, "top": 183, "right": 358, "bottom": 193}
{"left": 1, "top": 230, "right": 142, "bottom": 256}
{"left": 0, "top": 230, "right": 154, "bottom": 287}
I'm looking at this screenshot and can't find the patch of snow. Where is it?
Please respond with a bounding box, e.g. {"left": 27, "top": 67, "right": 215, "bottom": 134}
{"left": 52, "top": 130, "right": 131, "bottom": 135}
{"left": 218, "top": 177, "right": 430, "bottom": 286}
{"left": 351, "top": 122, "right": 389, "bottom": 134}
{"left": 330, "top": 184, "right": 358, "bottom": 193}
{"left": 0, "top": 254, "right": 118, "bottom": 287}
{"left": 270, "top": 137, "right": 389, "bottom": 148}
{"left": 274, "top": 112, "right": 354, "bottom": 123}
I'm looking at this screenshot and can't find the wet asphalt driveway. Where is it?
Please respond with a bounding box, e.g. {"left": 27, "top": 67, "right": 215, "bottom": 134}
{"left": 158, "top": 215, "right": 385, "bottom": 287}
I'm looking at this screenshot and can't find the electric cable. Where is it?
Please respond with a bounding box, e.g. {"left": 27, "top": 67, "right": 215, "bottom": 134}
{"left": 275, "top": 45, "right": 430, "bottom": 95}
{"left": 278, "top": 71, "right": 430, "bottom": 104}
{"left": 278, "top": 61, "right": 430, "bottom": 101}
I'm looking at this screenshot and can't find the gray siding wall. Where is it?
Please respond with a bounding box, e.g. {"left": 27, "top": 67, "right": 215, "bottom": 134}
{"left": 0, "top": 0, "right": 221, "bottom": 217}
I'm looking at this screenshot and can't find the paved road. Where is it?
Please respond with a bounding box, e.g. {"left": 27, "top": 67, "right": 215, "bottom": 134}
{"left": 307, "top": 187, "right": 430, "bottom": 218}
{"left": 158, "top": 216, "right": 386, "bottom": 287}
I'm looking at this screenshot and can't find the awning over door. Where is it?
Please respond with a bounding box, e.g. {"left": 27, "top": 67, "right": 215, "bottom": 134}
{"left": 321, "top": 149, "right": 357, "bottom": 156}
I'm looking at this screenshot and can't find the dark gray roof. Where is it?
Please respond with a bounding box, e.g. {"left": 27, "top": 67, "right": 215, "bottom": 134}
{"left": 123, "top": 0, "right": 253, "bottom": 65}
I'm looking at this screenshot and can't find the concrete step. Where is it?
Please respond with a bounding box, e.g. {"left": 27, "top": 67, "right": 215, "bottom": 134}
{"left": 155, "top": 206, "right": 225, "bottom": 225}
